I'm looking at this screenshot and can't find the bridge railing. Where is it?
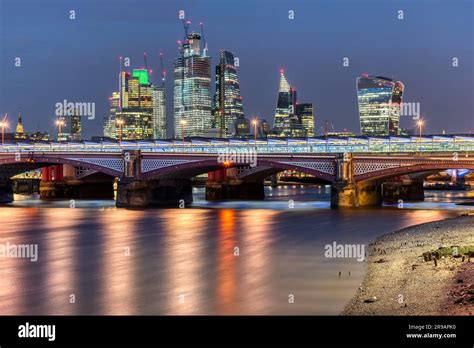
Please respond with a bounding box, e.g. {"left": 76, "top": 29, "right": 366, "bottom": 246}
{"left": 0, "top": 136, "right": 473, "bottom": 154}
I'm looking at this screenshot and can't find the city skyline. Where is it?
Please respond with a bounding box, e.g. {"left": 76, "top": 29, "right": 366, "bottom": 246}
{"left": 0, "top": 0, "right": 472, "bottom": 139}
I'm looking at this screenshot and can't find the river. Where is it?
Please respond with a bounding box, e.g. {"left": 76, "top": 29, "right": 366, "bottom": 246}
{"left": 0, "top": 187, "right": 472, "bottom": 315}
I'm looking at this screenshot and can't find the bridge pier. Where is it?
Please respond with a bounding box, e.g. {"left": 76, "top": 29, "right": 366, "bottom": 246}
{"left": 206, "top": 180, "right": 264, "bottom": 200}
{"left": 116, "top": 178, "right": 193, "bottom": 208}
{"left": 331, "top": 181, "right": 382, "bottom": 208}
{"left": 382, "top": 179, "right": 424, "bottom": 203}
{"left": 0, "top": 178, "right": 13, "bottom": 204}
{"left": 205, "top": 168, "right": 264, "bottom": 200}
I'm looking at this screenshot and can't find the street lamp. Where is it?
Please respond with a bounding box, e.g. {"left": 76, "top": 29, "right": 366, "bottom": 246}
{"left": 180, "top": 119, "right": 187, "bottom": 144}
{"left": 116, "top": 118, "right": 124, "bottom": 143}
{"left": 55, "top": 118, "right": 65, "bottom": 142}
{"left": 417, "top": 119, "right": 424, "bottom": 151}
{"left": 252, "top": 119, "right": 258, "bottom": 143}
{"left": 0, "top": 114, "right": 8, "bottom": 145}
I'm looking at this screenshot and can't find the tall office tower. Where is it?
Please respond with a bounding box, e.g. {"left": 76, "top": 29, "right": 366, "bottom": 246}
{"left": 213, "top": 50, "right": 244, "bottom": 137}
{"left": 152, "top": 86, "right": 167, "bottom": 139}
{"left": 273, "top": 70, "right": 297, "bottom": 137}
{"left": 104, "top": 69, "right": 155, "bottom": 140}
{"left": 296, "top": 103, "right": 315, "bottom": 137}
{"left": 173, "top": 32, "right": 212, "bottom": 138}
{"left": 104, "top": 92, "right": 120, "bottom": 138}
{"left": 357, "top": 75, "right": 404, "bottom": 136}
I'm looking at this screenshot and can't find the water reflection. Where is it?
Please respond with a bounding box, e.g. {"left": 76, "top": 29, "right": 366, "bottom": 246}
{"left": 238, "top": 210, "right": 276, "bottom": 314}
{"left": 101, "top": 210, "right": 143, "bottom": 314}
{"left": 216, "top": 209, "right": 237, "bottom": 314}
{"left": 0, "top": 189, "right": 471, "bottom": 315}
{"left": 162, "top": 209, "right": 208, "bottom": 315}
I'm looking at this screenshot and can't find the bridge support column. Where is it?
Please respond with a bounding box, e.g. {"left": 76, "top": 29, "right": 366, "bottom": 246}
{"left": 331, "top": 180, "right": 382, "bottom": 208}
{"left": 382, "top": 178, "right": 424, "bottom": 203}
{"left": 206, "top": 168, "right": 264, "bottom": 200}
{"left": 116, "top": 178, "right": 193, "bottom": 208}
{"left": 0, "top": 178, "right": 13, "bottom": 203}
{"left": 206, "top": 180, "right": 264, "bottom": 200}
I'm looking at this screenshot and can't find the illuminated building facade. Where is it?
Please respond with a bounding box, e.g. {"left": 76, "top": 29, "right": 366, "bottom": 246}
{"left": 357, "top": 75, "right": 404, "bottom": 136}
{"left": 152, "top": 86, "right": 167, "bottom": 139}
{"left": 273, "top": 70, "right": 296, "bottom": 137}
{"left": 14, "top": 112, "right": 26, "bottom": 139}
{"left": 58, "top": 110, "right": 82, "bottom": 141}
{"left": 103, "top": 92, "right": 120, "bottom": 138}
{"left": 173, "top": 32, "right": 212, "bottom": 138}
{"left": 213, "top": 50, "right": 244, "bottom": 137}
{"left": 272, "top": 70, "right": 314, "bottom": 137}
{"left": 104, "top": 69, "right": 156, "bottom": 140}
{"left": 296, "top": 103, "right": 315, "bottom": 137}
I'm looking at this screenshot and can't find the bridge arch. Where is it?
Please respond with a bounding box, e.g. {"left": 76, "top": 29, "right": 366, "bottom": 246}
{"left": 354, "top": 162, "right": 474, "bottom": 183}
{"left": 140, "top": 156, "right": 336, "bottom": 182}
{"left": 0, "top": 155, "right": 123, "bottom": 178}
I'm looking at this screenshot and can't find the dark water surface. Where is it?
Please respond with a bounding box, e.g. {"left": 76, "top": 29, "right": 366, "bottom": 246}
{"left": 0, "top": 187, "right": 472, "bottom": 315}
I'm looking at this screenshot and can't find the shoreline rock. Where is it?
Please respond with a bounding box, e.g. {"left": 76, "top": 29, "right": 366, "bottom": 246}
{"left": 342, "top": 216, "right": 474, "bottom": 315}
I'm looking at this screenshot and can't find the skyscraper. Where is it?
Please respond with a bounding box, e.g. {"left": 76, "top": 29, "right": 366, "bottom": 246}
{"left": 152, "top": 86, "right": 167, "bottom": 139}
{"left": 104, "top": 69, "right": 156, "bottom": 140}
{"left": 296, "top": 103, "right": 315, "bottom": 137}
{"left": 103, "top": 92, "right": 120, "bottom": 138}
{"left": 273, "top": 70, "right": 296, "bottom": 137}
{"left": 357, "top": 75, "right": 404, "bottom": 136}
{"left": 272, "top": 70, "right": 314, "bottom": 138}
{"left": 213, "top": 50, "right": 244, "bottom": 137}
{"left": 173, "top": 32, "right": 212, "bottom": 138}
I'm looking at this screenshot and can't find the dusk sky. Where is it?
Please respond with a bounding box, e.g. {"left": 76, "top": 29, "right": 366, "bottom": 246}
{"left": 0, "top": 0, "right": 472, "bottom": 138}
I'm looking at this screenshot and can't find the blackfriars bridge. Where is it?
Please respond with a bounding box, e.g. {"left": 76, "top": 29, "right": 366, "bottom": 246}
{"left": 0, "top": 135, "right": 473, "bottom": 208}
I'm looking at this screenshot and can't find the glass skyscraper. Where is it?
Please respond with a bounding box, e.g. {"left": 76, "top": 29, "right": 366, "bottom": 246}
{"left": 152, "top": 86, "right": 167, "bottom": 139}
{"left": 272, "top": 70, "right": 314, "bottom": 138}
{"left": 173, "top": 32, "right": 212, "bottom": 138}
{"left": 296, "top": 103, "right": 315, "bottom": 137}
{"left": 273, "top": 70, "right": 296, "bottom": 137}
{"left": 357, "top": 75, "right": 404, "bottom": 136}
{"left": 213, "top": 50, "right": 244, "bottom": 137}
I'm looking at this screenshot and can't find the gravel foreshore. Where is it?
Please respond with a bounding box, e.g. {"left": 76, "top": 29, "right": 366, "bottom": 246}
{"left": 342, "top": 215, "right": 474, "bottom": 315}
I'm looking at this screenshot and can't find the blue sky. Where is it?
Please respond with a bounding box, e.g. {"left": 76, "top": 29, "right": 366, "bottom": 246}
{"left": 0, "top": 0, "right": 472, "bottom": 138}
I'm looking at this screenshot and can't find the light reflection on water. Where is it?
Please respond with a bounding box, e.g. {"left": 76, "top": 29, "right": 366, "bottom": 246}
{"left": 0, "top": 188, "right": 472, "bottom": 315}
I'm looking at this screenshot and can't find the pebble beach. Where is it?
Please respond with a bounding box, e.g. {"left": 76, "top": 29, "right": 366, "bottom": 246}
{"left": 343, "top": 215, "right": 474, "bottom": 315}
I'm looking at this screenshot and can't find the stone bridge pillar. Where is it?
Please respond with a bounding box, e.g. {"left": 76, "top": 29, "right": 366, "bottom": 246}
{"left": 382, "top": 176, "right": 424, "bottom": 203}
{"left": 116, "top": 150, "right": 193, "bottom": 208}
{"left": 206, "top": 167, "right": 264, "bottom": 201}
{"left": 331, "top": 153, "right": 382, "bottom": 208}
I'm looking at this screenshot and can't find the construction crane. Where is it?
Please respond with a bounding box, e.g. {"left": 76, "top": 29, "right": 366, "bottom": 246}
{"left": 200, "top": 22, "right": 208, "bottom": 56}
{"left": 143, "top": 52, "right": 148, "bottom": 71}
{"left": 159, "top": 52, "right": 166, "bottom": 87}
{"left": 182, "top": 19, "right": 191, "bottom": 41}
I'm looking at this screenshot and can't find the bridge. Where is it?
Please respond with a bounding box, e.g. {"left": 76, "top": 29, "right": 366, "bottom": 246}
{"left": 0, "top": 135, "right": 473, "bottom": 208}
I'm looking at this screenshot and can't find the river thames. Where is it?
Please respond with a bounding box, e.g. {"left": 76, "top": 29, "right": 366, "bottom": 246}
{"left": 0, "top": 187, "right": 472, "bottom": 315}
